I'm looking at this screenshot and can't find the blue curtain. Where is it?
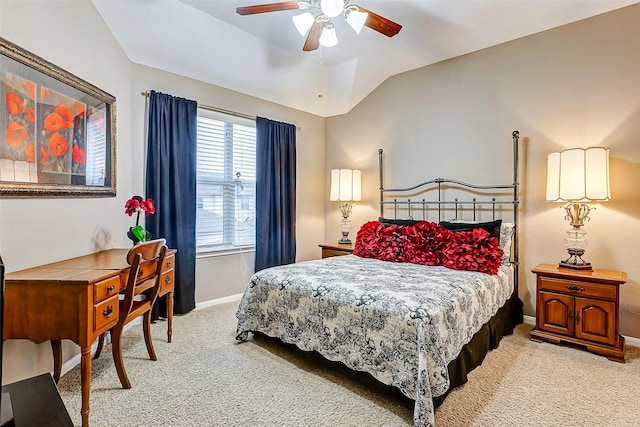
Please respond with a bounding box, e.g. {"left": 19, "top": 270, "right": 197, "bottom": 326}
{"left": 255, "top": 117, "right": 297, "bottom": 272}
{"left": 145, "top": 90, "right": 197, "bottom": 315}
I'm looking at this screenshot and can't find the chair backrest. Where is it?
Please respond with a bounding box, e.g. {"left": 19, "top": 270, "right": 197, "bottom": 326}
{"left": 120, "top": 239, "right": 168, "bottom": 326}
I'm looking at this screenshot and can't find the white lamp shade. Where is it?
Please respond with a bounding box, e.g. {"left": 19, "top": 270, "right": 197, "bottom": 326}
{"left": 330, "top": 169, "right": 361, "bottom": 201}
{"left": 292, "top": 13, "right": 314, "bottom": 36}
{"left": 319, "top": 24, "right": 338, "bottom": 47}
{"left": 346, "top": 10, "right": 368, "bottom": 34}
{"left": 320, "top": 0, "right": 344, "bottom": 18}
{"left": 546, "top": 147, "right": 610, "bottom": 202}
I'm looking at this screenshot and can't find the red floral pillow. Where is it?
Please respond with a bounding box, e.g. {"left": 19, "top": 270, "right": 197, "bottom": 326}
{"left": 353, "top": 221, "right": 386, "bottom": 258}
{"left": 376, "top": 224, "right": 408, "bottom": 262}
{"left": 353, "top": 220, "right": 504, "bottom": 275}
{"left": 402, "top": 221, "right": 451, "bottom": 265}
{"left": 441, "top": 228, "right": 504, "bottom": 275}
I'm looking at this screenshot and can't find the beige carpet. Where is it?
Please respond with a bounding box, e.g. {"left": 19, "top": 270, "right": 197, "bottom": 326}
{"left": 58, "top": 302, "right": 640, "bottom": 426}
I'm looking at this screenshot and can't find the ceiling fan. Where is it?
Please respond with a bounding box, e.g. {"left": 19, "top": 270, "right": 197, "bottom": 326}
{"left": 236, "top": 1, "right": 402, "bottom": 51}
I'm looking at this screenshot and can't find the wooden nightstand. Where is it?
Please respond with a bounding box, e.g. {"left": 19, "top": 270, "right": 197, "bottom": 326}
{"left": 319, "top": 242, "right": 354, "bottom": 258}
{"left": 530, "top": 263, "right": 627, "bottom": 362}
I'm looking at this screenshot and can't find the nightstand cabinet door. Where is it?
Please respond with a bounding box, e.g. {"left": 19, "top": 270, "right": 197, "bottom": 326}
{"left": 575, "top": 297, "right": 616, "bottom": 346}
{"left": 538, "top": 291, "right": 574, "bottom": 337}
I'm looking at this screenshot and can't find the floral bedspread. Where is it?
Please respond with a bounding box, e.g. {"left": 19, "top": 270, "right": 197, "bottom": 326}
{"left": 236, "top": 255, "right": 513, "bottom": 427}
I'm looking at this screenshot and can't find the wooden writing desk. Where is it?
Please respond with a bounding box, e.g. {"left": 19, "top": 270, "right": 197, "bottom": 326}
{"left": 3, "top": 248, "right": 176, "bottom": 427}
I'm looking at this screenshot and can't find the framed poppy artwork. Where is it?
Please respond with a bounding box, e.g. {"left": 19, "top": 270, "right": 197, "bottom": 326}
{"left": 0, "top": 37, "right": 116, "bottom": 197}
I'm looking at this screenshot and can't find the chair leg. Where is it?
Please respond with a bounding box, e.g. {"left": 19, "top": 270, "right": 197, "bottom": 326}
{"left": 143, "top": 311, "right": 158, "bottom": 361}
{"left": 111, "top": 327, "right": 131, "bottom": 389}
{"left": 93, "top": 333, "right": 105, "bottom": 360}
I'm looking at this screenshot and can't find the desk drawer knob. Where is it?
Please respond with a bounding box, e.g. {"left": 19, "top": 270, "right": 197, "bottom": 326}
{"left": 167, "top": 261, "right": 172, "bottom": 267}
{"left": 566, "top": 285, "right": 585, "bottom": 292}
{"left": 107, "top": 285, "right": 115, "bottom": 293}
{"left": 165, "top": 276, "right": 171, "bottom": 283}
{"left": 103, "top": 305, "right": 114, "bottom": 318}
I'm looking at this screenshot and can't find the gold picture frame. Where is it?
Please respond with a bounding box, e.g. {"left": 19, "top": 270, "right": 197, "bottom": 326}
{"left": 0, "top": 37, "right": 116, "bottom": 197}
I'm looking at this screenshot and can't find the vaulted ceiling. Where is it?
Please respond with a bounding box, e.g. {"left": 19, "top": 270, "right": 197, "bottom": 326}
{"left": 92, "top": 0, "right": 637, "bottom": 117}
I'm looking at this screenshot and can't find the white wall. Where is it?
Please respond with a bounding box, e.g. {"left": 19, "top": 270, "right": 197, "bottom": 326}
{"left": 325, "top": 4, "right": 640, "bottom": 339}
{"left": 0, "top": 0, "right": 326, "bottom": 384}
{"left": 0, "top": 0, "right": 135, "bottom": 384}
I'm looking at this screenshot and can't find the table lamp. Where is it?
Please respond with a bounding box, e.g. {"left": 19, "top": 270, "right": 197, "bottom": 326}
{"left": 330, "top": 169, "right": 361, "bottom": 244}
{"left": 546, "top": 147, "right": 610, "bottom": 270}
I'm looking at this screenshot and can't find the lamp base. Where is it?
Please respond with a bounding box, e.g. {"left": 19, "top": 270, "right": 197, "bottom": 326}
{"left": 559, "top": 260, "right": 593, "bottom": 271}
{"left": 338, "top": 235, "right": 352, "bottom": 245}
{"left": 559, "top": 248, "right": 592, "bottom": 271}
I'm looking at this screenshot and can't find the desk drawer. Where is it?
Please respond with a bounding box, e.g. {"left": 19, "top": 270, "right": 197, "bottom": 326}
{"left": 94, "top": 275, "right": 121, "bottom": 304}
{"left": 94, "top": 296, "right": 118, "bottom": 333}
{"left": 538, "top": 276, "right": 617, "bottom": 301}
{"left": 163, "top": 254, "right": 175, "bottom": 273}
{"left": 159, "top": 270, "right": 174, "bottom": 296}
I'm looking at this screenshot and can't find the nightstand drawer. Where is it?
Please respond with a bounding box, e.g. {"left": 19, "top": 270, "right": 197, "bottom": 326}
{"left": 538, "top": 276, "right": 617, "bottom": 301}
{"left": 322, "top": 248, "right": 351, "bottom": 258}
{"left": 319, "top": 243, "right": 354, "bottom": 258}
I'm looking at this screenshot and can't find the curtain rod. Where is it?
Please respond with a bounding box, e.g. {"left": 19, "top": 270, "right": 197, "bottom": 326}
{"left": 141, "top": 91, "right": 256, "bottom": 121}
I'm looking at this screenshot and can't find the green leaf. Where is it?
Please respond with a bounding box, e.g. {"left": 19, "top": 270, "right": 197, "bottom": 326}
{"left": 131, "top": 225, "right": 147, "bottom": 242}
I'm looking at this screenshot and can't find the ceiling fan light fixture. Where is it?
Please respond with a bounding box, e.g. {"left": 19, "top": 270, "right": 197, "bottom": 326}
{"left": 346, "top": 9, "right": 368, "bottom": 34}
{"left": 319, "top": 23, "right": 338, "bottom": 47}
{"left": 292, "top": 12, "right": 314, "bottom": 36}
{"left": 320, "top": 0, "right": 344, "bottom": 18}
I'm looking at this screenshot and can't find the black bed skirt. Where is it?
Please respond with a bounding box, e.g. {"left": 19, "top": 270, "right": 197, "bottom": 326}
{"left": 433, "top": 293, "right": 524, "bottom": 407}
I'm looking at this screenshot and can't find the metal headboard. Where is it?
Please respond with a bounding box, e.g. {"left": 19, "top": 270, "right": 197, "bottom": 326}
{"left": 378, "top": 130, "right": 520, "bottom": 292}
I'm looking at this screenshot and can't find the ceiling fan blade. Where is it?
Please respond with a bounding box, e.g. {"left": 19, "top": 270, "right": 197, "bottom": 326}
{"left": 236, "top": 1, "right": 301, "bottom": 16}
{"left": 303, "top": 21, "right": 325, "bottom": 52}
{"left": 357, "top": 6, "right": 402, "bottom": 37}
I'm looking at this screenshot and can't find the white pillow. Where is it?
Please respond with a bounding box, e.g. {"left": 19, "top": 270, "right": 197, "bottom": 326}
{"left": 499, "top": 222, "right": 515, "bottom": 265}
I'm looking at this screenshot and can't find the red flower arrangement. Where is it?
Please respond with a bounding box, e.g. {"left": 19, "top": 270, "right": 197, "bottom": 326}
{"left": 125, "top": 195, "right": 155, "bottom": 244}
{"left": 353, "top": 220, "right": 504, "bottom": 275}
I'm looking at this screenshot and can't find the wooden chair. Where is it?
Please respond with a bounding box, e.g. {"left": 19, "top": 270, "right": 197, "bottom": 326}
{"left": 94, "top": 238, "right": 168, "bottom": 389}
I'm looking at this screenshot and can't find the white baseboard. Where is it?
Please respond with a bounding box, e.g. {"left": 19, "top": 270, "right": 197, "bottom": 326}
{"left": 195, "top": 293, "right": 243, "bottom": 310}
{"left": 521, "top": 314, "right": 640, "bottom": 347}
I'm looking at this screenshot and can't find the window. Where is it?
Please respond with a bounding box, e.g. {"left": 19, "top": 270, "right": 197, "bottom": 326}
{"left": 196, "top": 109, "right": 256, "bottom": 253}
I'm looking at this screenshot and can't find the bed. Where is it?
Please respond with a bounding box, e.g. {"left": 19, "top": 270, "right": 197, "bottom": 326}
{"left": 236, "top": 131, "right": 523, "bottom": 426}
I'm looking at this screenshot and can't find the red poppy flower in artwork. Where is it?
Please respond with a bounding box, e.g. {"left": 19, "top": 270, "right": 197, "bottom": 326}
{"left": 49, "top": 132, "right": 69, "bottom": 157}
{"left": 72, "top": 144, "right": 86, "bottom": 165}
{"left": 73, "top": 102, "right": 85, "bottom": 117}
{"left": 6, "top": 92, "right": 25, "bottom": 115}
{"left": 25, "top": 142, "right": 35, "bottom": 162}
{"left": 44, "top": 112, "right": 64, "bottom": 133}
{"left": 6, "top": 121, "right": 27, "bottom": 146}
{"left": 54, "top": 104, "right": 75, "bottom": 128}
{"left": 23, "top": 82, "right": 35, "bottom": 99}
{"left": 26, "top": 108, "right": 35, "bottom": 124}
{"left": 40, "top": 146, "right": 49, "bottom": 164}
{"left": 40, "top": 87, "right": 51, "bottom": 100}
